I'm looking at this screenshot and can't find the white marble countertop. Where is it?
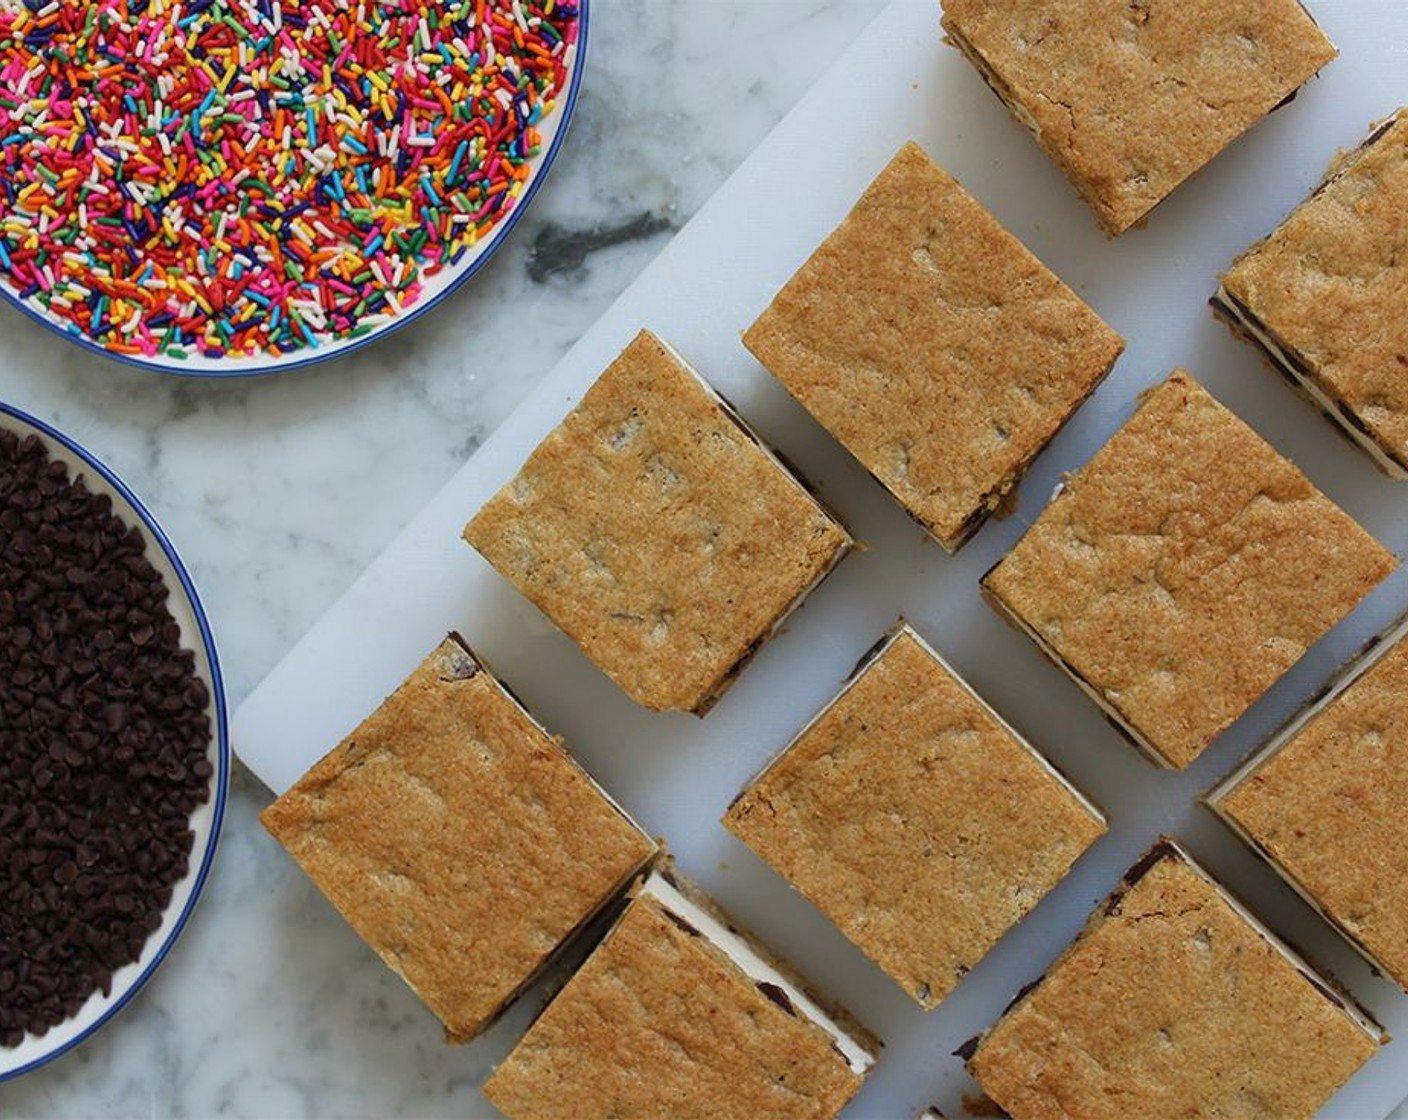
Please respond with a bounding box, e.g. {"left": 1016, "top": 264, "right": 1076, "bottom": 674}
{"left": 0, "top": 2, "right": 886, "bottom": 1115}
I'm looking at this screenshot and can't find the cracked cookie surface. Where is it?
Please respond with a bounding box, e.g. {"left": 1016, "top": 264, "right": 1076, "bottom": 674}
{"left": 1220, "top": 630, "right": 1408, "bottom": 990}
{"left": 484, "top": 890, "right": 867, "bottom": 1120}
{"left": 465, "top": 330, "right": 851, "bottom": 714}
{"left": 941, "top": 0, "right": 1337, "bottom": 234}
{"left": 743, "top": 141, "right": 1122, "bottom": 552}
{"left": 261, "top": 636, "right": 656, "bottom": 1040}
{"left": 724, "top": 625, "right": 1104, "bottom": 1011}
{"left": 983, "top": 371, "right": 1395, "bottom": 768}
{"left": 1221, "top": 110, "right": 1408, "bottom": 473}
{"left": 971, "top": 848, "right": 1381, "bottom": 1120}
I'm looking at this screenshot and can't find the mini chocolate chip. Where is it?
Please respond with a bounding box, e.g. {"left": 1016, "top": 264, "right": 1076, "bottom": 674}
{"left": 757, "top": 981, "right": 796, "bottom": 1016}
{"left": 0, "top": 438, "right": 214, "bottom": 1047}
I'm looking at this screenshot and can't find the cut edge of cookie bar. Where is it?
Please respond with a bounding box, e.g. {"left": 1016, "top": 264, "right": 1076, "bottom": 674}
{"left": 1214, "top": 111, "right": 1408, "bottom": 479}
{"left": 1207, "top": 609, "right": 1408, "bottom": 990}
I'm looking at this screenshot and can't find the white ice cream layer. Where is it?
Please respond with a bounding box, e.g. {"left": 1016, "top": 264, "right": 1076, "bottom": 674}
{"left": 639, "top": 872, "right": 878, "bottom": 1075}
{"left": 1216, "top": 286, "right": 1407, "bottom": 479}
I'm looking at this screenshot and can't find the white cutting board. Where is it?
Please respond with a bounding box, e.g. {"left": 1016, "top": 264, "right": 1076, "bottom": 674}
{"left": 235, "top": 3, "right": 1408, "bottom": 1116}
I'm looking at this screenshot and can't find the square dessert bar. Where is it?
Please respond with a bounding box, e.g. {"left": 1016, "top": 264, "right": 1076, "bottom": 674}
{"left": 1211, "top": 613, "right": 1408, "bottom": 991}
{"left": 941, "top": 0, "right": 1337, "bottom": 235}
{"left": 464, "top": 329, "right": 852, "bottom": 714}
{"left": 1216, "top": 110, "right": 1408, "bottom": 477}
{"left": 983, "top": 371, "right": 1395, "bottom": 768}
{"left": 723, "top": 623, "right": 1105, "bottom": 1010}
{"left": 261, "top": 635, "right": 656, "bottom": 1042}
{"left": 743, "top": 141, "right": 1123, "bottom": 553}
{"left": 483, "top": 867, "right": 879, "bottom": 1120}
{"left": 970, "top": 841, "right": 1384, "bottom": 1120}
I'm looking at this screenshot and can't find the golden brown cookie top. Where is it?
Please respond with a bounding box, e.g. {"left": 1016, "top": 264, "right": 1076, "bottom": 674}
{"left": 744, "top": 141, "right": 1122, "bottom": 551}
{"left": 465, "top": 329, "right": 851, "bottom": 714}
{"left": 484, "top": 879, "right": 871, "bottom": 1120}
{"left": 1223, "top": 110, "right": 1408, "bottom": 471}
{"left": 261, "top": 635, "right": 656, "bottom": 1040}
{"left": 972, "top": 846, "right": 1382, "bottom": 1119}
{"left": 942, "top": 0, "right": 1337, "bottom": 233}
{"left": 984, "top": 371, "right": 1395, "bottom": 767}
{"left": 724, "top": 624, "right": 1104, "bottom": 1009}
{"left": 1218, "top": 625, "right": 1408, "bottom": 990}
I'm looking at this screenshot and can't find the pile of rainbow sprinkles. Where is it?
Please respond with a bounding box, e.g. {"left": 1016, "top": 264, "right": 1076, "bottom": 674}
{"left": 0, "top": 0, "right": 579, "bottom": 363}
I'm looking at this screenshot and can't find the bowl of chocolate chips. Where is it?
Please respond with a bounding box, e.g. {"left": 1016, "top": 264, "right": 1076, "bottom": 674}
{"left": 0, "top": 402, "right": 228, "bottom": 1080}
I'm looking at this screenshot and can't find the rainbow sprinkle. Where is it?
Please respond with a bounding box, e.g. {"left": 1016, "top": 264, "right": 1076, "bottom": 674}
{"left": 0, "top": 0, "right": 579, "bottom": 362}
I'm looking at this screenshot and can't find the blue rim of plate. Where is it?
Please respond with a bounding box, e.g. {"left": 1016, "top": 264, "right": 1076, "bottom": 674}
{"left": 0, "top": 0, "right": 590, "bottom": 379}
{"left": 0, "top": 400, "right": 231, "bottom": 1082}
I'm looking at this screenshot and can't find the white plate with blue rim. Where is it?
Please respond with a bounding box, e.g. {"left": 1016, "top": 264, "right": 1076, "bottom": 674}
{"left": 0, "top": 0, "right": 588, "bottom": 377}
{"left": 0, "top": 400, "right": 229, "bottom": 1080}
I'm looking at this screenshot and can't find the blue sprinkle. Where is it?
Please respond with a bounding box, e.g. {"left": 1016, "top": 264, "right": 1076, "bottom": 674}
{"left": 446, "top": 139, "right": 467, "bottom": 186}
